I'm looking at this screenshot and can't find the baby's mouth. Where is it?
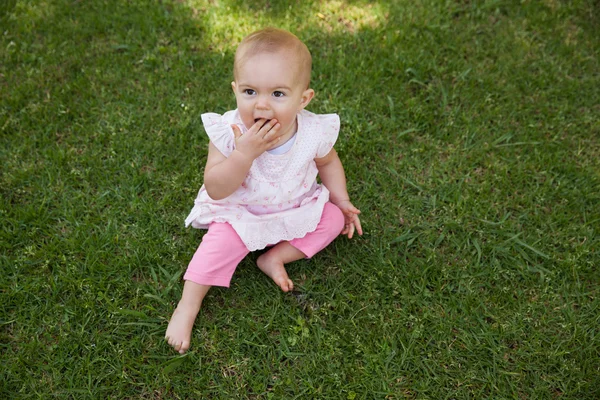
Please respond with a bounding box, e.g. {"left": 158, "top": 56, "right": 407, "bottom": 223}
{"left": 255, "top": 118, "right": 272, "bottom": 128}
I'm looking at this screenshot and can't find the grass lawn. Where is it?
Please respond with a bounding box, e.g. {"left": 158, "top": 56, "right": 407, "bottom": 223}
{"left": 1, "top": 0, "right": 599, "bottom": 398}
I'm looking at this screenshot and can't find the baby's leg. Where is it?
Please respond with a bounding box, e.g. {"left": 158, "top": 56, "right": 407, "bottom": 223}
{"left": 165, "top": 281, "right": 210, "bottom": 354}
{"left": 257, "top": 202, "right": 345, "bottom": 292}
{"left": 257, "top": 242, "right": 304, "bottom": 292}
{"left": 166, "top": 222, "right": 249, "bottom": 353}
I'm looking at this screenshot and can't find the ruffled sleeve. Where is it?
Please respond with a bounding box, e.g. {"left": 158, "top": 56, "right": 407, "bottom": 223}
{"left": 315, "top": 113, "right": 340, "bottom": 158}
{"left": 201, "top": 112, "right": 236, "bottom": 156}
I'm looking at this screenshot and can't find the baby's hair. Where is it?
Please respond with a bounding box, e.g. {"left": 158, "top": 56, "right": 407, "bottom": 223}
{"left": 234, "top": 27, "right": 312, "bottom": 89}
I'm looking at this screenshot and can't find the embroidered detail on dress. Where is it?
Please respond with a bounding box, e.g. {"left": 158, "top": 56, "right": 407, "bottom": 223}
{"left": 185, "top": 109, "right": 339, "bottom": 251}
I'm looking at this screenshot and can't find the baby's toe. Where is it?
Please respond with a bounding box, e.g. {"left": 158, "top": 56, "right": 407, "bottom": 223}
{"left": 281, "top": 279, "right": 294, "bottom": 292}
{"left": 179, "top": 342, "right": 190, "bottom": 354}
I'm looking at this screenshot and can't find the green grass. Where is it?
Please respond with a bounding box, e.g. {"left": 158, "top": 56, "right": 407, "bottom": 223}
{"left": 1, "top": 0, "right": 599, "bottom": 398}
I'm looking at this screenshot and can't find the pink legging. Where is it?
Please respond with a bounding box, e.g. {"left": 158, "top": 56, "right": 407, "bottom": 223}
{"left": 183, "top": 202, "right": 345, "bottom": 287}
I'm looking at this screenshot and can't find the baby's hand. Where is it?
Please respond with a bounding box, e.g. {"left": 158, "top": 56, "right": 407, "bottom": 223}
{"left": 337, "top": 200, "right": 363, "bottom": 239}
{"left": 232, "top": 119, "right": 281, "bottom": 161}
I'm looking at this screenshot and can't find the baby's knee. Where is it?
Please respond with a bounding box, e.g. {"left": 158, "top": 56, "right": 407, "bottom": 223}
{"left": 323, "top": 202, "right": 345, "bottom": 234}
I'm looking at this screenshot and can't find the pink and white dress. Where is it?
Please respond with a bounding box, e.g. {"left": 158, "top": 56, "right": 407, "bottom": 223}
{"left": 184, "top": 109, "right": 340, "bottom": 251}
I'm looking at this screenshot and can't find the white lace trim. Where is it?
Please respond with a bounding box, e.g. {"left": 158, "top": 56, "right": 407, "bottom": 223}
{"left": 185, "top": 186, "right": 330, "bottom": 251}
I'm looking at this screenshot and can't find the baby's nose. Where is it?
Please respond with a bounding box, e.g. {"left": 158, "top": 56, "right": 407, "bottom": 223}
{"left": 255, "top": 96, "right": 270, "bottom": 110}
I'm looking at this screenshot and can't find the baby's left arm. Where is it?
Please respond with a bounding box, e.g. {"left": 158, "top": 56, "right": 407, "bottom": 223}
{"left": 315, "top": 149, "right": 363, "bottom": 239}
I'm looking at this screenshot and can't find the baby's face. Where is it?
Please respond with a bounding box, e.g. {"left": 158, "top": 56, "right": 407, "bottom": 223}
{"left": 232, "top": 51, "right": 313, "bottom": 141}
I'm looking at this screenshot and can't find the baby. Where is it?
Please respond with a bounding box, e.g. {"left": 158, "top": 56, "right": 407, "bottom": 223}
{"left": 165, "top": 27, "right": 362, "bottom": 354}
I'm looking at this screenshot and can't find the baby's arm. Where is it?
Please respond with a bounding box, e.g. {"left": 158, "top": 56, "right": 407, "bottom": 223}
{"left": 204, "top": 119, "right": 281, "bottom": 200}
{"left": 203, "top": 142, "right": 251, "bottom": 200}
{"left": 315, "top": 149, "right": 363, "bottom": 238}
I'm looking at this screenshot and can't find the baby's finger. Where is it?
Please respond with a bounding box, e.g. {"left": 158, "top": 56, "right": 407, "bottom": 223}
{"left": 348, "top": 205, "right": 361, "bottom": 215}
{"left": 250, "top": 119, "right": 268, "bottom": 133}
{"left": 345, "top": 223, "right": 354, "bottom": 239}
{"left": 264, "top": 122, "right": 281, "bottom": 140}
{"left": 260, "top": 119, "right": 279, "bottom": 136}
{"left": 353, "top": 216, "right": 363, "bottom": 236}
{"left": 266, "top": 135, "right": 282, "bottom": 146}
{"left": 231, "top": 124, "right": 242, "bottom": 140}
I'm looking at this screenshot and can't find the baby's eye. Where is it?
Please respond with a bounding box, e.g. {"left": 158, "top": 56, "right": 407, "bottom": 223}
{"left": 243, "top": 89, "right": 256, "bottom": 95}
{"left": 272, "top": 91, "right": 285, "bottom": 98}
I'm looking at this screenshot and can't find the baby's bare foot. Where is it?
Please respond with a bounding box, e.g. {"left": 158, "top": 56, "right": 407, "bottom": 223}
{"left": 165, "top": 304, "right": 199, "bottom": 354}
{"left": 257, "top": 253, "right": 294, "bottom": 292}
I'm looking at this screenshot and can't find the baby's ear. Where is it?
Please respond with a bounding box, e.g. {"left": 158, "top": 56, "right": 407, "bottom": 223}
{"left": 299, "top": 88, "right": 315, "bottom": 110}
{"left": 231, "top": 81, "right": 237, "bottom": 93}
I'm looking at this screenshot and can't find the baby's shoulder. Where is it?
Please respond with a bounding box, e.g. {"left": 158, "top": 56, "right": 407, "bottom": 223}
{"left": 298, "top": 110, "right": 340, "bottom": 158}
{"left": 299, "top": 110, "right": 340, "bottom": 140}
{"left": 201, "top": 109, "right": 240, "bottom": 156}
{"left": 299, "top": 110, "right": 340, "bottom": 132}
{"left": 201, "top": 109, "right": 240, "bottom": 127}
{"left": 299, "top": 109, "right": 338, "bottom": 121}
